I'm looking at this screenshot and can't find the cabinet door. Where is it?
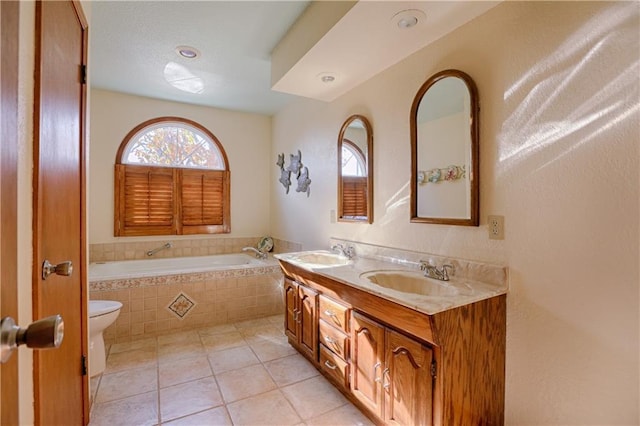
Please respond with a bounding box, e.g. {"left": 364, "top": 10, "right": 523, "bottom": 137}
{"left": 284, "top": 278, "right": 299, "bottom": 341}
{"left": 298, "top": 284, "right": 318, "bottom": 360}
{"left": 351, "top": 311, "right": 385, "bottom": 417}
{"left": 384, "top": 329, "right": 433, "bottom": 426}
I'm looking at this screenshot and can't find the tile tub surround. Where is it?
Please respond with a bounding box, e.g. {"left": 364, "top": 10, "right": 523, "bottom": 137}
{"left": 90, "top": 266, "right": 285, "bottom": 344}
{"left": 89, "top": 237, "right": 302, "bottom": 262}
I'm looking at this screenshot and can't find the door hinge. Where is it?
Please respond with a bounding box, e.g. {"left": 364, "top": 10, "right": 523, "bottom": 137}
{"left": 80, "top": 64, "right": 87, "bottom": 85}
{"left": 81, "top": 355, "right": 87, "bottom": 376}
{"left": 430, "top": 359, "right": 437, "bottom": 378}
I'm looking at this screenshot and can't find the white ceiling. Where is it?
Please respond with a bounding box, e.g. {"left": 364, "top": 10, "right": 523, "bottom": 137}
{"left": 90, "top": 1, "right": 500, "bottom": 116}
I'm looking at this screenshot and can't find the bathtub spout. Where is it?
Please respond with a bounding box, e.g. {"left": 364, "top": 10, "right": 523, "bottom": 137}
{"left": 242, "top": 246, "right": 267, "bottom": 260}
{"left": 146, "top": 242, "right": 172, "bottom": 257}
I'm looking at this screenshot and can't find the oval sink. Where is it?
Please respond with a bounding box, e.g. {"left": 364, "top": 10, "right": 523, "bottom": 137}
{"left": 291, "top": 251, "right": 352, "bottom": 267}
{"left": 360, "top": 270, "right": 460, "bottom": 297}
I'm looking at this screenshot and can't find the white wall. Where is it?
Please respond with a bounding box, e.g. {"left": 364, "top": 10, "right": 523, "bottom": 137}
{"left": 89, "top": 89, "right": 272, "bottom": 244}
{"left": 271, "top": 2, "right": 639, "bottom": 424}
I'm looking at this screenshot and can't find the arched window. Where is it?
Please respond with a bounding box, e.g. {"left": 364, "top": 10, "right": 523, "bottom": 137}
{"left": 114, "top": 117, "right": 230, "bottom": 236}
{"left": 341, "top": 139, "right": 366, "bottom": 177}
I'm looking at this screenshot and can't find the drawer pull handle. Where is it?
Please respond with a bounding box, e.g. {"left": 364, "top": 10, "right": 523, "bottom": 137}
{"left": 324, "top": 335, "right": 335, "bottom": 344}
{"left": 324, "top": 360, "right": 337, "bottom": 370}
{"left": 323, "top": 309, "right": 337, "bottom": 317}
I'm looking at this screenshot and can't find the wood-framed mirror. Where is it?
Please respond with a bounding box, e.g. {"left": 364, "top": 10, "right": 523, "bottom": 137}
{"left": 338, "top": 114, "right": 373, "bottom": 223}
{"left": 410, "top": 69, "right": 479, "bottom": 226}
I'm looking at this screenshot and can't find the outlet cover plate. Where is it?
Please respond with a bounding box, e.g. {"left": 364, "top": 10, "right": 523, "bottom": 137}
{"left": 488, "top": 215, "right": 505, "bottom": 240}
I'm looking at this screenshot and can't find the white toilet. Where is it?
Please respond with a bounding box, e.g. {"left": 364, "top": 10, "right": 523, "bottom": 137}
{"left": 88, "top": 300, "right": 122, "bottom": 377}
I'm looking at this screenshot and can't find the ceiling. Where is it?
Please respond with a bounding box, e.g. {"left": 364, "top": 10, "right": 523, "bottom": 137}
{"left": 90, "top": 1, "right": 499, "bottom": 116}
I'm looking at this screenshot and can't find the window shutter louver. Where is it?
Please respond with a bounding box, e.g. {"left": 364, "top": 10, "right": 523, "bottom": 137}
{"left": 180, "top": 169, "right": 230, "bottom": 234}
{"left": 115, "top": 164, "right": 175, "bottom": 236}
{"left": 342, "top": 176, "right": 368, "bottom": 218}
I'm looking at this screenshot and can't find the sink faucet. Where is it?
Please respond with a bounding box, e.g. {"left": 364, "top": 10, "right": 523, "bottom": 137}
{"left": 419, "top": 260, "right": 453, "bottom": 281}
{"left": 331, "top": 243, "right": 355, "bottom": 259}
{"left": 242, "top": 246, "right": 267, "bottom": 260}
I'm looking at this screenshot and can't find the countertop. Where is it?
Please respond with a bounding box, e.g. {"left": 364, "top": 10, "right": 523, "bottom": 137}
{"left": 274, "top": 251, "right": 508, "bottom": 315}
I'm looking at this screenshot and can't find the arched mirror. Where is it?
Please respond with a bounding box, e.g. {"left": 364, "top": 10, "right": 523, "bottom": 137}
{"left": 338, "top": 115, "right": 373, "bottom": 223}
{"left": 410, "top": 69, "right": 479, "bottom": 226}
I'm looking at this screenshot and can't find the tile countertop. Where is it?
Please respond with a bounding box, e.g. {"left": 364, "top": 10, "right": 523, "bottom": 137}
{"left": 274, "top": 251, "right": 508, "bottom": 316}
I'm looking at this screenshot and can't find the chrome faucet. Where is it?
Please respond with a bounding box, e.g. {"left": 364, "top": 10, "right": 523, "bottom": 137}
{"left": 242, "top": 246, "right": 267, "bottom": 259}
{"left": 146, "top": 242, "right": 172, "bottom": 257}
{"left": 419, "top": 260, "right": 453, "bottom": 281}
{"left": 331, "top": 243, "right": 355, "bottom": 259}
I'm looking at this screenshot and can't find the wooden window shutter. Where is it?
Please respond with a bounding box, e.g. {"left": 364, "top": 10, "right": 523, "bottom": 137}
{"left": 342, "top": 176, "right": 368, "bottom": 218}
{"left": 179, "top": 169, "right": 230, "bottom": 234}
{"left": 114, "top": 164, "right": 176, "bottom": 236}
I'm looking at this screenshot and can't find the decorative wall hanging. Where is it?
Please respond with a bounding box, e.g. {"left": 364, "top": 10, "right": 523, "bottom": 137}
{"left": 296, "top": 166, "right": 311, "bottom": 197}
{"left": 417, "top": 165, "right": 466, "bottom": 184}
{"left": 276, "top": 149, "right": 311, "bottom": 196}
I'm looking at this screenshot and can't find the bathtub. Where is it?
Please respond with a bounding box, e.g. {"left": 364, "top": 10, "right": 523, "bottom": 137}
{"left": 89, "top": 253, "right": 271, "bottom": 281}
{"left": 89, "top": 253, "right": 284, "bottom": 343}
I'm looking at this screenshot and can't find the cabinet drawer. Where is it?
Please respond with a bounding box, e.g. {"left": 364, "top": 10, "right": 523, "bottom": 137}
{"left": 319, "top": 295, "right": 349, "bottom": 332}
{"left": 320, "top": 344, "right": 349, "bottom": 389}
{"left": 319, "top": 319, "right": 349, "bottom": 359}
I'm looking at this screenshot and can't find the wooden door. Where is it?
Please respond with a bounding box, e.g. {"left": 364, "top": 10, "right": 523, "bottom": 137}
{"left": 284, "top": 278, "right": 299, "bottom": 341}
{"left": 384, "top": 329, "right": 433, "bottom": 426}
{"left": 0, "top": 1, "right": 20, "bottom": 424}
{"left": 351, "top": 311, "right": 385, "bottom": 417}
{"left": 33, "top": 1, "right": 89, "bottom": 424}
{"left": 298, "top": 284, "right": 318, "bottom": 361}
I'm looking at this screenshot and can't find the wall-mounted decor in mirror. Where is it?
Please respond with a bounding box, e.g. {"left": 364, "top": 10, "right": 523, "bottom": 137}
{"left": 338, "top": 115, "right": 373, "bottom": 223}
{"left": 410, "top": 69, "right": 479, "bottom": 226}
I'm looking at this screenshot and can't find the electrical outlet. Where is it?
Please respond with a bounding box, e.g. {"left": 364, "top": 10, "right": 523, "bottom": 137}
{"left": 488, "top": 215, "right": 505, "bottom": 240}
{"left": 330, "top": 209, "right": 336, "bottom": 223}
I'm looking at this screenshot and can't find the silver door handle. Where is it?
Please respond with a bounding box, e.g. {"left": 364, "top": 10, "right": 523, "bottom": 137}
{"left": 42, "top": 260, "right": 73, "bottom": 280}
{"left": 0, "top": 315, "right": 64, "bottom": 363}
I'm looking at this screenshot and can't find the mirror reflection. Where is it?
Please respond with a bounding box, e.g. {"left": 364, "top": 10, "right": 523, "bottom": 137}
{"left": 410, "top": 70, "right": 479, "bottom": 226}
{"left": 338, "top": 115, "right": 373, "bottom": 223}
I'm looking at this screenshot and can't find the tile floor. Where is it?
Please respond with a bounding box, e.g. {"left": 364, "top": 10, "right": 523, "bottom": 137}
{"left": 89, "top": 314, "right": 373, "bottom": 426}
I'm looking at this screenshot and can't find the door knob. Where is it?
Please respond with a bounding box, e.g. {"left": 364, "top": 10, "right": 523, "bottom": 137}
{"left": 42, "top": 260, "right": 73, "bottom": 280}
{"left": 0, "top": 315, "right": 64, "bottom": 363}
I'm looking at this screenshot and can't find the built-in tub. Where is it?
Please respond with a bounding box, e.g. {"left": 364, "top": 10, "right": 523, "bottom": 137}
{"left": 88, "top": 253, "right": 284, "bottom": 344}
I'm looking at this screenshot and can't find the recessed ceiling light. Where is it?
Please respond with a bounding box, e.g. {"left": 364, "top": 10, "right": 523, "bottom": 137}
{"left": 391, "top": 9, "right": 426, "bottom": 30}
{"left": 317, "top": 72, "right": 336, "bottom": 83}
{"left": 175, "top": 45, "right": 200, "bottom": 59}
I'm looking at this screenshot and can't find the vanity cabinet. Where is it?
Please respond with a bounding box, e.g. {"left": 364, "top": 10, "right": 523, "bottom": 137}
{"left": 284, "top": 278, "right": 318, "bottom": 361}
{"left": 351, "top": 311, "right": 433, "bottom": 425}
{"left": 278, "top": 260, "right": 506, "bottom": 426}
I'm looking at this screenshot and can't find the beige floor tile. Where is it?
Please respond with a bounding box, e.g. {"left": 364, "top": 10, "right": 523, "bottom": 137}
{"left": 240, "top": 324, "right": 285, "bottom": 342}
{"left": 89, "top": 391, "right": 158, "bottom": 426}
{"left": 282, "top": 376, "right": 348, "bottom": 420}
{"left": 158, "top": 330, "right": 200, "bottom": 346}
{"left": 216, "top": 364, "right": 277, "bottom": 403}
{"left": 160, "top": 376, "right": 223, "bottom": 422}
{"left": 207, "top": 346, "right": 260, "bottom": 374}
{"left": 96, "top": 367, "right": 157, "bottom": 403}
{"left": 264, "top": 353, "right": 320, "bottom": 387}
{"left": 305, "top": 403, "right": 375, "bottom": 426}
{"left": 233, "top": 317, "right": 273, "bottom": 329}
{"left": 109, "top": 336, "right": 157, "bottom": 355}
{"left": 158, "top": 340, "right": 206, "bottom": 363}
{"left": 159, "top": 354, "right": 213, "bottom": 388}
{"left": 226, "top": 389, "right": 301, "bottom": 425}
{"left": 163, "top": 406, "right": 232, "bottom": 425}
{"left": 266, "top": 314, "right": 284, "bottom": 325}
{"left": 105, "top": 347, "right": 157, "bottom": 374}
{"left": 249, "top": 339, "right": 297, "bottom": 362}
{"left": 197, "top": 323, "right": 237, "bottom": 336}
{"left": 201, "top": 331, "right": 247, "bottom": 353}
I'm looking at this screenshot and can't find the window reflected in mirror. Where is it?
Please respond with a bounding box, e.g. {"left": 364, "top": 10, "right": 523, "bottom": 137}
{"left": 338, "top": 115, "right": 373, "bottom": 223}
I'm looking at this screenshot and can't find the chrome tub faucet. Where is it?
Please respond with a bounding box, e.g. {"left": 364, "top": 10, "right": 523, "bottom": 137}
{"left": 419, "top": 260, "right": 453, "bottom": 281}
{"left": 243, "top": 246, "right": 267, "bottom": 259}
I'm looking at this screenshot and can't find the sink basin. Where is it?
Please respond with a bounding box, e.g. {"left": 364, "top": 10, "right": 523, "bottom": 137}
{"left": 290, "top": 251, "right": 352, "bottom": 268}
{"left": 360, "top": 270, "right": 460, "bottom": 297}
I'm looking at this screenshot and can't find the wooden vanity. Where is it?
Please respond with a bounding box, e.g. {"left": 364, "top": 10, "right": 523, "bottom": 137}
{"left": 278, "top": 259, "right": 506, "bottom": 426}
